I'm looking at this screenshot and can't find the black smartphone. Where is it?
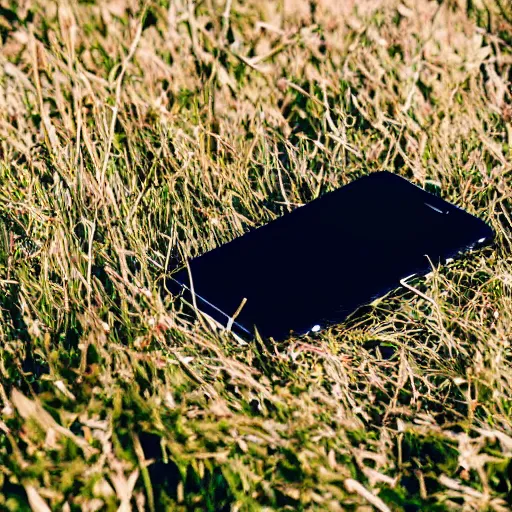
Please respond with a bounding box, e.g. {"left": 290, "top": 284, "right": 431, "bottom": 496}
{"left": 168, "top": 171, "right": 494, "bottom": 340}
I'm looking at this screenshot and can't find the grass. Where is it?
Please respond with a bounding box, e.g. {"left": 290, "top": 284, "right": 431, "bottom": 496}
{"left": 0, "top": 0, "right": 511, "bottom": 510}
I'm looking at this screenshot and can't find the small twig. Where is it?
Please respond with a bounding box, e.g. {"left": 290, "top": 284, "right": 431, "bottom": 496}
{"left": 226, "top": 297, "right": 247, "bottom": 332}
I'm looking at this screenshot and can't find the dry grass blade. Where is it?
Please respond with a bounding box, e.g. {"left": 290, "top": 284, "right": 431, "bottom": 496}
{"left": 344, "top": 478, "right": 391, "bottom": 512}
{"left": 24, "top": 485, "right": 52, "bottom": 512}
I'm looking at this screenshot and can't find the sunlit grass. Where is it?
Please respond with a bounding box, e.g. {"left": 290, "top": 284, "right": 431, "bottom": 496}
{"left": 0, "top": 0, "right": 511, "bottom": 510}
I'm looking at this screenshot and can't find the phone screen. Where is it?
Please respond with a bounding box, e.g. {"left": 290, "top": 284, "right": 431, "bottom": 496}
{"left": 170, "top": 172, "right": 493, "bottom": 340}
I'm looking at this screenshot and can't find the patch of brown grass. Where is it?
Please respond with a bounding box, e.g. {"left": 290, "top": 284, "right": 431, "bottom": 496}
{"left": 0, "top": 0, "right": 511, "bottom": 510}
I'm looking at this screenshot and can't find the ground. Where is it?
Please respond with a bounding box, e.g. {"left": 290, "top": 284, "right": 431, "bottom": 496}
{"left": 0, "top": 0, "right": 511, "bottom": 510}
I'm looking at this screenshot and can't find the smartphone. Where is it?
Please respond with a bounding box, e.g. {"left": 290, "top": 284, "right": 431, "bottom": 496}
{"left": 168, "top": 171, "right": 494, "bottom": 340}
